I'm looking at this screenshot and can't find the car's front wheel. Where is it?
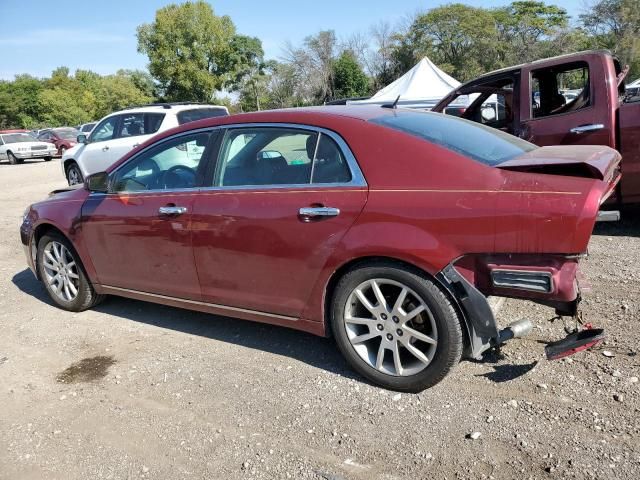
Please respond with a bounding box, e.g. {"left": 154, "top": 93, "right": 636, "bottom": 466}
{"left": 66, "top": 163, "right": 83, "bottom": 185}
{"left": 36, "top": 232, "right": 103, "bottom": 311}
{"left": 7, "top": 151, "right": 20, "bottom": 165}
{"left": 331, "top": 262, "right": 463, "bottom": 392}
{"left": 43, "top": 156, "right": 52, "bottom": 162}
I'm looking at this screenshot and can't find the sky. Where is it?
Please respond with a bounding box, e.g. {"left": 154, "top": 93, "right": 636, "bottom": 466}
{"left": 0, "top": 0, "right": 587, "bottom": 80}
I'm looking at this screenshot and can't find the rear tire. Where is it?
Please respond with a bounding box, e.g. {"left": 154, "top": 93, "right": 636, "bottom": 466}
{"left": 330, "top": 262, "right": 463, "bottom": 392}
{"left": 36, "top": 231, "right": 104, "bottom": 311}
{"left": 66, "top": 162, "right": 83, "bottom": 185}
{"left": 7, "top": 151, "right": 18, "bottom": 165}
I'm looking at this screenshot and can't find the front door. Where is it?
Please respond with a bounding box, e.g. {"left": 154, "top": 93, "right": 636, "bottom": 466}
{"left": 192, "top": 126, "right": 368, "bottom": 317}
{"left": 520, "top": 60, "right": 614, "bottom": 147}
{"left": 80, "top": 115, "right": 121, "bottom": 175}
{"left": 81, "top": 129, "right": 216, "bottom": 299}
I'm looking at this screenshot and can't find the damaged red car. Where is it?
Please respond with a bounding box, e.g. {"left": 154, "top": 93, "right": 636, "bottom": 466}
{"left": 20, "top": 107, "right": 620, "bottom": 392}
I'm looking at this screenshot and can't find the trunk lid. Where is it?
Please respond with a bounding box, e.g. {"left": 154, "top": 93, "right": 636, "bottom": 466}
{"left": 496, "top": 145, "right": 620, "bottom": 183}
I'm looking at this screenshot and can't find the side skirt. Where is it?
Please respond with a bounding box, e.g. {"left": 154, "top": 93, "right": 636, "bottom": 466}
{"left": 95, "top": 284, "right": 326, "bottom": 337}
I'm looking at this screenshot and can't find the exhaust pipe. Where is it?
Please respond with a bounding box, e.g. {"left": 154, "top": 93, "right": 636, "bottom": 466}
{"left": 498, "top": 319, "right": 533, "bottom": 343}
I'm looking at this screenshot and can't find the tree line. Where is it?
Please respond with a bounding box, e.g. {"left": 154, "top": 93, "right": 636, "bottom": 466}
{"left": 0, "top": 0, "right": 638, "bottom": 129}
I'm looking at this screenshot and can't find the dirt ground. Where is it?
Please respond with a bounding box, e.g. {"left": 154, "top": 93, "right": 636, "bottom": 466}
{"left": 0, "top": 159, "right": 638, "bottom": 480}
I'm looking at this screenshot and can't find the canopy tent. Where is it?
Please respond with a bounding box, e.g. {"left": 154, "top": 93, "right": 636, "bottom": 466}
{"left": 347, "top": 57, "right": 462, "bottom": 109}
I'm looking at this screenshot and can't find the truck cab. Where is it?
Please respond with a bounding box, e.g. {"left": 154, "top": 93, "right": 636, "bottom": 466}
{"left": 433, "top": 50, "right": 640, "bottom": 205}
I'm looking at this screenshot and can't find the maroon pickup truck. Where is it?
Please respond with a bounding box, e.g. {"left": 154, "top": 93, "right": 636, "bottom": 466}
{"left": 433, "top": 50, "right": 640, "bottom": 206}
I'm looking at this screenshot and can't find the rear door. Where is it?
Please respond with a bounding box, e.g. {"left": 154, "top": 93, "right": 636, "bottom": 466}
{"left": 191, "top": 125, "right": 368, "bottom": 318}
{"left": 519, "top": 59, "right": 614, "bottom": 147}
{"left": 107, "top": 112, "right": 165, "bottom": 162}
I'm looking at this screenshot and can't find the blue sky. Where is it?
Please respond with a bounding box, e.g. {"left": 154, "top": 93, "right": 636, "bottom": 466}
{"left": 0, "top": 0, "right": 586, "bottom": 80}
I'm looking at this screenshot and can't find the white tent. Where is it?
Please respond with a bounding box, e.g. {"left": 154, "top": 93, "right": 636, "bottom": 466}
{"left": 347, "top": 57, "right": 461, "bottom": 109}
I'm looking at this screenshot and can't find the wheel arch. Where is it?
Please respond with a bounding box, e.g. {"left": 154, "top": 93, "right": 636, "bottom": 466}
{"left": 31, "top": 223, "right": 92, "bottom": 283}
{"left": 322, "top": 255, "right": 472, "bottom": 353}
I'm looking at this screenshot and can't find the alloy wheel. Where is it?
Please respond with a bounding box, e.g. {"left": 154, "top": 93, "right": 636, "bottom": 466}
{"left": 42, "top": 241, "right": 80, "bottom": 302}
{"left": 343, "top": 278, "right": 438, "bottom": 377}
{"left": 67, "top": 166, "right": 82, "bottom": 185}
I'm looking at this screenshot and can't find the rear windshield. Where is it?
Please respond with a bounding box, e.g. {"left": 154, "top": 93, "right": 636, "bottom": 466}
{"left": 370, "top": 110, "right": 536, "bottom": 166}
{"left": 177, "top": 107, "right": 228, "bottom": 125}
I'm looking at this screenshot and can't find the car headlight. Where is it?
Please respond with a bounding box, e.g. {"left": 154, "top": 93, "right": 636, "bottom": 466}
{"left": 21, "top": 207, "right": 31, "bottom": 228}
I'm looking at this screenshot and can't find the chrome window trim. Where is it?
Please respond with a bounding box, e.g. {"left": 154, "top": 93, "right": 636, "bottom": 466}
{"left": 94, "top": 122, "right": 367, "bottom": 197}
{"left": 214, "top": 122, "right": 366, "bottom": 188}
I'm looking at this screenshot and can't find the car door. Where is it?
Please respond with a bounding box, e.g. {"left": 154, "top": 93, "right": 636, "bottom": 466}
{"left": 79, "top": 115, "right": 121, "bottom": 175}
{"left": 80, "top": 129, "right": 217, "bottom": 299}
{"left": 191, "top": 125, "right": 368, "bottom": 318}
{"left": 107, "top": 112, "right": 165, "bottom": 162}
{"left": 519, "top": 60, "right": 614, "bottom": 147}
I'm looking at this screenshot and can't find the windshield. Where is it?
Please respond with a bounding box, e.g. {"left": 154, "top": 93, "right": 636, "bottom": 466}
{"left": 370, "top": 110, "right": 537, "bottom": 166}
{"left": 0, "top": 133, "right": 36, "bottom": 143}
{"left": 55, "top": 129, "right": 79, "bottom": 140}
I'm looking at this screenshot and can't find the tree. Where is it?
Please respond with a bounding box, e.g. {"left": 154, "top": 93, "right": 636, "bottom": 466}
{"left": 137, "top": 1, "right": 237, "bottom": 101}
{"left": 225, "top": 35, "right": 267, "bottom": 110}
{"left": 580, "top": 0, "right": 640, "bottom": 78}
{"left": 332, "top": 51, "right": 369, "bottom": 99}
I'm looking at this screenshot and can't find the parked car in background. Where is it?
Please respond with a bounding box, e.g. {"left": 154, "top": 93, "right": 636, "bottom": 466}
{"left": 0, "top": 130, "right": 57, "bottom": 164}
{"left": 61, "top": 103, "right": 229, "bottom": 185}
{"left": 433, "top": 50, "right": 640, "bottom": 206}
{"left": 37, "top": 127, "right": 80, "bottom": 156}
{"left": 22, "top": 106, "right": 619, "bottom": 391}
{"left": 76, "top": 122, "right": 96, "bottom": 135}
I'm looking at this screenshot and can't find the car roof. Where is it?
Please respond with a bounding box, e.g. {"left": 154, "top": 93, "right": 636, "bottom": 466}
{"left": 0, "top": 129, "right": 29, "bottom": 133}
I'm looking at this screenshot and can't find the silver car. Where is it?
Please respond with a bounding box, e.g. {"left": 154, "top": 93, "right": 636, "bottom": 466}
{"left": 0, "top": 131, "right": 58, "bottom": 164}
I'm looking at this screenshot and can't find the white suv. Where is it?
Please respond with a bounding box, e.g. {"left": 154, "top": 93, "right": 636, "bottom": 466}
{"left": 62, "top": 103, "right": 228, "bottom": 184}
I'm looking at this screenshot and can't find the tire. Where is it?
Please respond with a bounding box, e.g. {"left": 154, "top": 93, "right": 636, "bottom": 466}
{"left": 36, "top": 231, "right": 104, "bottom": 312}
{"left": 66, "top": 162, "right": 83, "bottom": 185}
{"left": 43, "top": 156, "right": 52, "bottom": 162}
{"left": 7, "top": 151, "right": 18, "bottom": 165}
{"left": 59, "top": 146, "right": 67, "bottom": 157}
{"left": 330, "top": 261, "right": 463, "bottom": 392}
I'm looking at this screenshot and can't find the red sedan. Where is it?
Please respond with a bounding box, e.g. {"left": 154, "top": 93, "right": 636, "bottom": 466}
{"left": 20, "top": 107, "right": 620, "bottom": 392}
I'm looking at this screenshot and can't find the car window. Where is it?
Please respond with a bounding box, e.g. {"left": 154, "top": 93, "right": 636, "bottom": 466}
{"left": 111, "top": 132, "right": 211, "bottom": 192}
{"left": 118, "top": 113, "right": 145, "bottom": 138}
{"left": 177, "top": 107, "right": 227, "bottom": 125}
{"left": 531, "top": 62, "right": 590, "bottom": 119}
{"left": 145, "top": 113, "right": 165, "bottom": 134}
{"left": 90, "top": 116, "right": 118, "bottom": 142}
{"left": 215, "top": 128, "right": 318, "bottom": 187}
{"left": 311, "top": 135, "right": 351, "bottom": 184}
{"left": 371, "top": 110, "right": 536, "bottom": 166}
{"left": 38, "top": 132, "right": 51, "bottom": 141}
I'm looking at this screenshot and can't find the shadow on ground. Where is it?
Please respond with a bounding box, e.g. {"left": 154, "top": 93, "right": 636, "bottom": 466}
{"left": 475, "top": 361, "right": 538, "bottom": 383}
{"left": 12, "top": 269, "right": 361, "bottom": 381}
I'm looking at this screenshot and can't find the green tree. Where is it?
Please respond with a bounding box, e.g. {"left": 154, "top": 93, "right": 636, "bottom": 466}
{"left": 136, "top": 0, "right": 237, "bottom": 101}
{"left": 580, "top": 0, "right": 640, "bottom": 78}
{"left": 332, "top": 51, "right": 369, "bottom": 99}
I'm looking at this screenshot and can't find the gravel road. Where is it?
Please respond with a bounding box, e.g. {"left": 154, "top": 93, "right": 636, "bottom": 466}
{"left": 0, "top": 159, "right": 638, "bottom": 479}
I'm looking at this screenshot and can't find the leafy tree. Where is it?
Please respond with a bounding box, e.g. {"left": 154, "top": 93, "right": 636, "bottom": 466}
{"left": 332, "top": 51, "right": 369, "bottom": 99}
{"left": 580, "top": 0, "right": 640, "bottom": 78}
{"left": 137, "top": 0, "right": 237, "bottom": 101}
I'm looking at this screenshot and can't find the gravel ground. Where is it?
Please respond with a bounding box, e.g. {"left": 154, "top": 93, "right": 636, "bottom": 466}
{"left": 0, "top": 159, "right": 638, "bottom": 480}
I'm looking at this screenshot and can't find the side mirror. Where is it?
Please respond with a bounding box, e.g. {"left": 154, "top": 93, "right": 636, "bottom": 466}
{"left": 77, "top": 134, "right": 88, "bottom": 144}
{"left": 85, "top": 171, "right": 109, "bottom": 193}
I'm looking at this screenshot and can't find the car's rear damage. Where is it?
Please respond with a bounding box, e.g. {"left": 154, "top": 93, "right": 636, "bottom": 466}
{"left": 434, "top": 146, "right": 621, "bottom": 359}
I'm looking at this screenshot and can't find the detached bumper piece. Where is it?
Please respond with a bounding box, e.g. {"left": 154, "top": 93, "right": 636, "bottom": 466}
{"left": 545, "top": 328, "right": 605, "bottom": 360}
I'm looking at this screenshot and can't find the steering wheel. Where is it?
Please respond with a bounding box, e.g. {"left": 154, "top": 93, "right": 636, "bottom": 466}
{"left": 161, "top": 165, "right": 197, "bottom": 189}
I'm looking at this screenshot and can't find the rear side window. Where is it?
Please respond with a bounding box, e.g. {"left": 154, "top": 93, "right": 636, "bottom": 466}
{"left": 177, "top": 108, "right": 227, "bottom": 125}
{"left": 118, "top": 113, "right": 166, "bottom": 138}
{"left": 145, "top": 113, "right": 164, "bottom": 134}
{"left": 370, "top": 110, "right": 536, "bottom": 166}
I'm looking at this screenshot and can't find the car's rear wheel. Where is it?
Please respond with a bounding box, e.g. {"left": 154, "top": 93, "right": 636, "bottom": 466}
{"left": 36, "top": 232, "right": 103, "bottom": 311}
{"left": 7, "top": 151, "right": 19, "bottom": 165}
{"left": 331, "top": 262, "right": 463, "bottom": 392}
{"left": 66, "top": 163, "right": 83, "bottom": 185}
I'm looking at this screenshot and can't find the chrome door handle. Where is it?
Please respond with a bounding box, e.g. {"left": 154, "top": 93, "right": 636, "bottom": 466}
{"left": 158, "top": 206, "right": 188, "bottom": 216}
{"left": 102, "top": 145, "right": 110, "bottom": 151}
{"left": 299, "top": 207, "right": 340, "bottom": 219}
{"left": 570, "top": 124, "right": 604, "bottom": 134}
